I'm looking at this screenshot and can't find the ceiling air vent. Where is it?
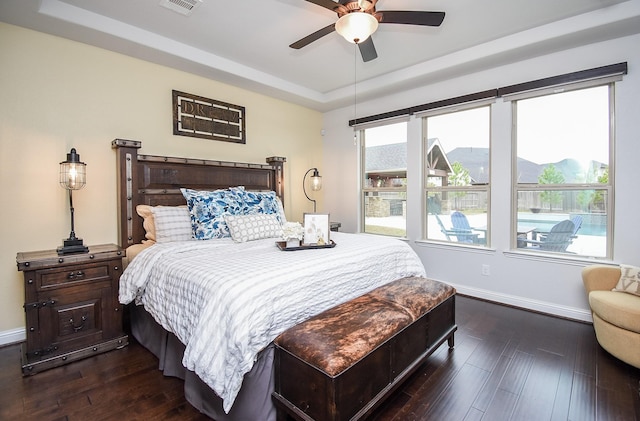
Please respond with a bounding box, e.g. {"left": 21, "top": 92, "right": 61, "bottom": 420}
{"left": 159, "top": 0, "right": 202, "bottom": 16}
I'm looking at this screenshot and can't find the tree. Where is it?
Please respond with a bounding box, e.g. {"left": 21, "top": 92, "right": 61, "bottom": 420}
{"left": 448, "top": 162, "right": 471, "bottom": 209}
{"left": 448, "top": 161, "right": 471, "bottom": 186}
{"left": 576, "top": 165, "right": 597, "bottom": 210}
{"left": 538, "top": 164, "right": 564, "bottom": 211}
{"left": 592, "top": 168, "right": 609, "bottom": 211}
{"left": 575, "top": 165, "right": 608, "bottom": 211}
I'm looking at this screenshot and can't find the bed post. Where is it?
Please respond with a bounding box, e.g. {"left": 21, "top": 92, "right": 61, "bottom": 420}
{"left": 267, "top": 156, "right": 286, "bottom": 205}
{"left": 112, "top": 139, "right": 142, "bottom": 248}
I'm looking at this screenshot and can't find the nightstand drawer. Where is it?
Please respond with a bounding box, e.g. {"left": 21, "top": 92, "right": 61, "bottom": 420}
{"left": 56, "top": 297, "right": 100, "bottom": 339}
{"left": 38, "top": 262, "right": 112, "bottom": 290}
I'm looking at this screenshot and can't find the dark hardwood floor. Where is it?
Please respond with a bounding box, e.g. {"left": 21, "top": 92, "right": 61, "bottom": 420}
{"left": 1, "top": 295, "right": 638, "bottom": 420}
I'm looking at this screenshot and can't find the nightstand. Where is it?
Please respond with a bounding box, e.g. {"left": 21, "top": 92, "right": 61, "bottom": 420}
{"left": 330, "top": 222, "right": 341, "bottom": 232}
{"left": 16, "top": 244, "right": 129, "bottom": 375}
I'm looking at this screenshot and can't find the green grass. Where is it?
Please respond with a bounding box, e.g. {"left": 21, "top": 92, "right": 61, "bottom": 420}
{"left": 364, "top": 225, "right": 407, "bottom": 237}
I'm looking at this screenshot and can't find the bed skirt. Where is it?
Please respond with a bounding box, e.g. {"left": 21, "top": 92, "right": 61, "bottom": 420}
{"left": 129, "top": 304, "right": 277, "bottom": 421}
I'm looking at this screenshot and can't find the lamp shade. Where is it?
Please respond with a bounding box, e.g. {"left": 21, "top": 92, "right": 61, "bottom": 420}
{"left": 59, "top": 148, "right": 86, "bottom": 190}
{"left": 310, "top": 169, "right": 322, "bottom": 191}
{"left": 303, "top": 167, "right": 322, "bottom": 212}
{"left": 335, "top": 12, "right": 378, "bottom": 44}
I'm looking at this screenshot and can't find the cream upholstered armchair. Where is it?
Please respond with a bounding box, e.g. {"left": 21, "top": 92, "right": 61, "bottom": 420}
{"left": 582, "top": 265, "right": 640, "bottom": 368}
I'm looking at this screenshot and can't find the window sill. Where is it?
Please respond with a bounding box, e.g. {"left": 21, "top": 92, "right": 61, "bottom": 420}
{"left": 413, "top": 239, "right": 496, "bottom": 253}
{"left": 503, "top": 249, "right": 616, "bottom": 266}
{"left": 363, "top": 187, "right": 406, "bottom": 192}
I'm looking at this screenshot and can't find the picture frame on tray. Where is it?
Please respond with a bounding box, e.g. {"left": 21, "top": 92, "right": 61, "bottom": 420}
{"left": 303, "top": 213, "right": 330, "bottom": 246}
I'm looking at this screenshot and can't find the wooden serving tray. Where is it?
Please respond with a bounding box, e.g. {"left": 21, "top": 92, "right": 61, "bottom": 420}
{"left": 276, "top": 240, "right": 336, "bottom": 251}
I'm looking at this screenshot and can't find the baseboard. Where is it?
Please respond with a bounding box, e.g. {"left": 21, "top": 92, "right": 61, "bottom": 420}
{"left": 0, "top": 327, "right": 25, "bottom": 347}
{"left": 449, "top": 283, "right": 593, "bottom": 323}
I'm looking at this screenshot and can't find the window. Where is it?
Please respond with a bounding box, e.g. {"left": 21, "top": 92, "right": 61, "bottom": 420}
{"left": 423, "top": 105, "right": 491, "bottom": 245}
{"left": 361, "top": 121, "right": 407, "bottom": 237}
{"left": 512, "top": 84, "right": 613, "bottom": 258}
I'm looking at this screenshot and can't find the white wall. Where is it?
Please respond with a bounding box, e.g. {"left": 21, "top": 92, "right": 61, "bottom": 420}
{"left": 322, "top": 33, "right": 640, "bottom": 321}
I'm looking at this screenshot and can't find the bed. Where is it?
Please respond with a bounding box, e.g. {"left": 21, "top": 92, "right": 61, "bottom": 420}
{"left": 112, "top": 139, "right": 427, "bottom": 420}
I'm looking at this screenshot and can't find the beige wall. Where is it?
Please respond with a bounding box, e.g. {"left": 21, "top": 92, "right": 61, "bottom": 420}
{"left": 0, "top": 23, "right": 323, "bottom": 336}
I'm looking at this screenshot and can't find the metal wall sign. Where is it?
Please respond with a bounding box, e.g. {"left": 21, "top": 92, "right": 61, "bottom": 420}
{"left": 172, "top": 90, "right": 246, "bottom": 144}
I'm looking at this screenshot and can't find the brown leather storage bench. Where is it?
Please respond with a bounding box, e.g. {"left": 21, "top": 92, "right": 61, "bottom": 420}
{"left": 272, "top": 276, "right": 457, "bottom": 421}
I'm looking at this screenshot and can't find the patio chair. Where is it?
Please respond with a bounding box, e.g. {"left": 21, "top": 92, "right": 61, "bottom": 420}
{"left": 519, "top": 219, "right": 575, "bottom": 252}
{"left": 451, "top": 211, "right": 485, "bottom": 244}
{"left": 434, "top": 214, "right": 454, "bottom": 241}
{"left": 536, "top": 215, "right": 583, "bottom": 241}
{"left": 571, "top": 215, "right": 583, "bottom": 236}
{"left": 434, "top": 213, "right": 480, "bottom": 244}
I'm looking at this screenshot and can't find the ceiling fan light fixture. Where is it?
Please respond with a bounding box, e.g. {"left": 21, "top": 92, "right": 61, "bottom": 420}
{"left": 335, "top": 12, "right": 378, "bottom": 44}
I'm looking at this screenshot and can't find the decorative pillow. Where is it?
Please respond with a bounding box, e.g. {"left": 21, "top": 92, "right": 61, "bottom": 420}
{"left": 274, "top": 196, "right": 287, "bottom": 223}
{"left": 136, "top": 205, "right": 156, "bottom": 243}
{"left": 181, "top": 188, "right": 245, "bottom": 240}
{"left": 224, "top": 214, "right": 283, "bottom": 243}
{"left": 151, "top": 206, "right": 193, "bottom": 243}
{"left": 613, "top": 264, "right": 640, "bottom": 296}
{"left": 231, "top": 187, "right": 283, "bottom": 223}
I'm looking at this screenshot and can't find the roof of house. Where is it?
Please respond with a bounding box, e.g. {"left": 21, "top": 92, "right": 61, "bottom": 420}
{"left": 365, "top": 143, "right": 605, "bottom": 185}
{"left": 365, "top": 143, "right": 408, "bottom": 173}
{"left": 366, "top": 139, "right": 453, "bottom": 175}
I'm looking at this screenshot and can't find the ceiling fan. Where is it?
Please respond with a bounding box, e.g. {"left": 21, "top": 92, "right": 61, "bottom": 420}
{"left": 290, "top": 0, "right": 445, "bottom": 62}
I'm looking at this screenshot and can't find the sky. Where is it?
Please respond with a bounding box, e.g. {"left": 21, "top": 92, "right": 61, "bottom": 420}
{"left": 364, "top": 85, "right": 610, "bottom": 168}
{"left": 516, "top": 85, "right": 609, "bottom": 165}
{"left": 364, "top": 122, "right": 407, "bottom": 146}
{"left": 427, "top": 107, "right": 490, "bottom": 152}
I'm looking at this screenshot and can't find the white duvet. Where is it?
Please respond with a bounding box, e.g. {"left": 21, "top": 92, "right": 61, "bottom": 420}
{"left": 119, "top": 231, "right": 426, "bottom": 413}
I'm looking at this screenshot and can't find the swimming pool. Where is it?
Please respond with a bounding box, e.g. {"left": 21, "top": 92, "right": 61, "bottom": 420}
{"left": 518, "top": 213, "right": 607, "bottom": 236}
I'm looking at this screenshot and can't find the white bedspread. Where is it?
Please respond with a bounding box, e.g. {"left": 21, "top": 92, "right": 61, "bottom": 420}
{"left": 119, "top": 232, "right": 426, "bottom": 413}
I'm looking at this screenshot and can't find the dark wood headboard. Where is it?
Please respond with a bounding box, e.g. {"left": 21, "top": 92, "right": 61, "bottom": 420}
{"left": 112, "top": 139, "right": 286, "bottom": 248}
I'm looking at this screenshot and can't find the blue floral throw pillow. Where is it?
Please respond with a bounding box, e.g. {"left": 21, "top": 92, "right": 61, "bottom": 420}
{"left": 180, "top": 188, "right": 245, "bottom": 240}
{"left": 231, "top": 187, "right": 283, "bottom": 223}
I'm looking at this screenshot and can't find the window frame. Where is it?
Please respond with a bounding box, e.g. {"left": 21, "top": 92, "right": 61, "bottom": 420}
{"left": 359, "top": 120, "right": 409, "bottom": 238}
{"left": 510, "top": 81, "right": 615, "bottom": 258}
{"left": 419, "top": 101, "right": 493, "bottom": 246}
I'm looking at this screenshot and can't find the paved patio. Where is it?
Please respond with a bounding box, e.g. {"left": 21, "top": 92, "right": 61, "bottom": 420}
{"left": 365, "top": 215, "right": 607, "bottom": 257}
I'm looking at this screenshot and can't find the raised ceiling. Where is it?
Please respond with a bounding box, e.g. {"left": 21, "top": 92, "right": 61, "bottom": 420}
{"left": 1, "top": 0, "right": 639, "bottom": 111}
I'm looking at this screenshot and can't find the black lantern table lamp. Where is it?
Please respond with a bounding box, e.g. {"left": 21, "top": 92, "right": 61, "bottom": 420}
{"left": 303, "top": 168, "right": 322, "bottom": 212}
{"left": 57, "top": 148, "right": 89, "bottom": 255}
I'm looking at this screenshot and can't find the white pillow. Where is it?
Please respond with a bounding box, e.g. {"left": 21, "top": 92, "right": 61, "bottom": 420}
{"left": 224, "top": 214, "right": 283, "bottom": 243}
{"left": 613, "top": 264, "right": 640, "bottom": 296}
{"left": 151, "top": 206, "right": 193, "bottom": 243}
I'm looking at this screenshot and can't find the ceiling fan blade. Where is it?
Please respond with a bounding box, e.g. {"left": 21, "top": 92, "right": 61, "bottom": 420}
{"left": 290, "top": 23, "right": 336, "bottom": 49}
{"left": 358, "top": 37, "right": 377, "bottom": 62}
{"left": 303, "top": 0, "right": 340, "bottom": 12}
{"left": 379, "top": 11, "right": 445, "bottom": 26}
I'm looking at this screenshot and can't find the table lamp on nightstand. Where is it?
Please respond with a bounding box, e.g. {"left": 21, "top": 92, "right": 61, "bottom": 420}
{"left": 303, "top": 167, "right": 322, "bottom": 213}
{"left": 57, "top": 148, "right": 89, "bottom": 255}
